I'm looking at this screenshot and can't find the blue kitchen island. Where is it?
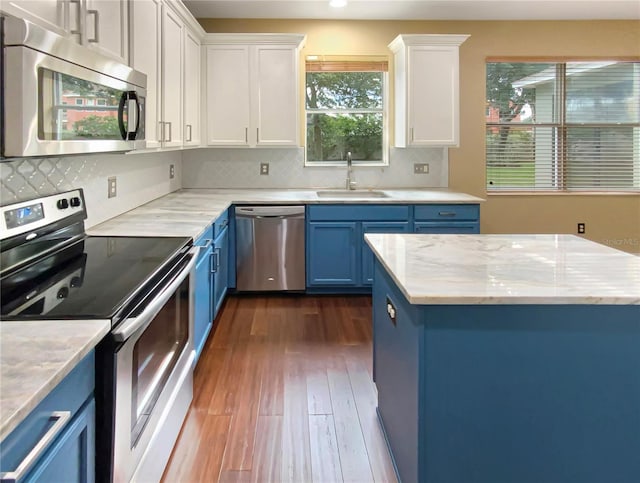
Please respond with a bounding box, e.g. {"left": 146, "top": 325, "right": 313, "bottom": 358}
{"left": 365, "top": 234, "right": 640, "bottom": 483}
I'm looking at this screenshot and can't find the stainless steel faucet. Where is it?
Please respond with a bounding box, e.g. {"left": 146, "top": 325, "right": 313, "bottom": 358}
{"left": 346, "top": 151, "right": 356, "bottom": 190}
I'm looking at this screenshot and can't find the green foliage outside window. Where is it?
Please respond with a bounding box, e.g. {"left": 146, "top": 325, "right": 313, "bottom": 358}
{"left": 306, "top": 71, "right": 385, "bottom": 163}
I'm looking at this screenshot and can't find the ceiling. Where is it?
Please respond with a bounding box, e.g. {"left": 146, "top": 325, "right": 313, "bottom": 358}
{"left": 182, "top": 0, "right": 640, "bottom": 21}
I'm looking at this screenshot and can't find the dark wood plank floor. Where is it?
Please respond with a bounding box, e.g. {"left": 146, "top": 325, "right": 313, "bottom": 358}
{"left": 162, "top": 295, "right": 397, "bottom": 483}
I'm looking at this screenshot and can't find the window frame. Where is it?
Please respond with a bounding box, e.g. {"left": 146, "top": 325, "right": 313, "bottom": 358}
{"left": 485, "top": 58, "right": 640, "bottom": 194}
{"left": 304, "top": 67, "right": 390, "bottom": 167}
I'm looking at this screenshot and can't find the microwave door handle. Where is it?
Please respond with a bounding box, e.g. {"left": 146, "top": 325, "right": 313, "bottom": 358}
{"left": 126, "top": 91, "right": 140, "bottom": 140}
{"left": 112, "top": 248, "right": 198, "bottom": 342}
{"left": 117, "top": 91, "right": 129, "bottom": 140}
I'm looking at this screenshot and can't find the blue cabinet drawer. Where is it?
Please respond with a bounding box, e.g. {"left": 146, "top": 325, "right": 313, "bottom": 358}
{"left": 414, "top": 204, "right": 479, "bottom": 221}
{"left": 414, "top": 222, "right": 479, "bottom": 234}
{"left": 213, "top": 209, "right": 229, "bottom": 238}
{"left": 308, "top": 204, "right": 410, "bottom": 221}
{"left": 195, "top": 225, "right": 214, "bottom": 254}
{"left": 0, "top": 351, "right": 95, "bottom": 477}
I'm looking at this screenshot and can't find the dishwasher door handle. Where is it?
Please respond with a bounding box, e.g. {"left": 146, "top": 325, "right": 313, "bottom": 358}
{"left": 252, "top": 214, "right": 304, "bottom": 220}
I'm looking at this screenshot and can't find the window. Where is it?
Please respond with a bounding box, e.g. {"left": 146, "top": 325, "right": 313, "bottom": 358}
{"left": 486, "top": 61, "right": 640, "bottom": 192}
{"left": 97, "top": 99, "right": 106, "bottom": 106}
{"left": 75, "top": 98, "right": 83, "bottom": 105}
{"left": 305, "top": 59, "right": 388, "bottom": 165}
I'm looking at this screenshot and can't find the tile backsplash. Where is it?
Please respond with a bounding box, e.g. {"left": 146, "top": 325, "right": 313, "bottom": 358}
{"left": 1, "top": 151, "right": 182, "bottom": 229}
{"left": 182, "top": 147, "right": 448, "bottom": 189}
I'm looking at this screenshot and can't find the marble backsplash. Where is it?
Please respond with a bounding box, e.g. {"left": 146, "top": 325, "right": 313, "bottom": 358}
{"left": 0, "top": 151, "right": 182, "bottom": 229}
{"left": 181, "top": 147, "right": 448, "bottom": 189}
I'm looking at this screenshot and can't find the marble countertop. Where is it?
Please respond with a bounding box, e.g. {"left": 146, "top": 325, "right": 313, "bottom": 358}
{"left": 365, "top": 234, "right": 640, "bottom": 305}
{"left": 87, "top": 188, "right": 484, "bottom": 239}
{"left": 0, "top": 320, "right": 111, "bottom": 441}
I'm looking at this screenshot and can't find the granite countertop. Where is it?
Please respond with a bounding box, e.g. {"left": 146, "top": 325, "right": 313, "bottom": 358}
{"left": 87, "top": 188, "right": 484, "bottom": 239}
{"left": 365, "top": 233, "right": 640, "bottom": 305}
{"left": 0, "top": 320, "right": 111, "bottom": 441}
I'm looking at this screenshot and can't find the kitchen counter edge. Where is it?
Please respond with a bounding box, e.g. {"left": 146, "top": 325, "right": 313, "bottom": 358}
{"left": 0, "top": 320, "right": 111, "bottom": 441}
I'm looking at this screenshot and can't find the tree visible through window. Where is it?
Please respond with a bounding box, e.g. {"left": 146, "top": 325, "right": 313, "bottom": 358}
{"left": 486, "top": 61, "right": 640, "bottom": 191}
{"left": 306, "top": 64, "right": 386, "bottom": 164}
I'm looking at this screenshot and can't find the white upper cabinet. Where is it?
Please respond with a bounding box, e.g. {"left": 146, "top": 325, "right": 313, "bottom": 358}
{"left": 84, "top": 0, "right": 129, "bottom": 64}
{"left": 2, "top": 0, "right": 128, "bottom": 63}
{"left": 183, "top": 29, "right": 201, "bottom": 146}
{"left": 206, "top": 45, "right": 251, "bottom": 145}
{"left": 389, "top": 34, "right": 469, "bottom": 147}
{"left": 204, "top": 34, "right": 306, "bottom": 147}
{"left": 253, "top": 45, "right": 299, "bottom": 146}
{"left": 129, "top": 0, "right": 203, "bottom": 150}
{"left": 161, "top": 5, "right": 183, "bottom": 148}
{"left": 129, "top": 0, "right": 161, "bottom": 147}
{"left": 0, "top": 0, "right": 70, "bottom": 36}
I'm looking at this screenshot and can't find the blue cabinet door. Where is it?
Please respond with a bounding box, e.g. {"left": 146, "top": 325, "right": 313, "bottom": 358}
{"left": 414, "top": 222, "right": 479, "bottom": 234}
{"left": 194, "top": 244, "right": 213, "bottom": 361}
{"left": 307, "top": 222, "right": 358, "bottom": 286}
{"left": 25, "top": 399, "right": 96, "bottom": 483}
{"left": 213, "top": 226, "right": 229, "bottom": 318}
{"left": 362, "top": 221, "right": 411, "bottom": 285}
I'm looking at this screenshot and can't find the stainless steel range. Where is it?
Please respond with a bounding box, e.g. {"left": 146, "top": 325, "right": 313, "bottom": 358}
{"left": 0, "top": 189, "right": 196, "bottom": 482}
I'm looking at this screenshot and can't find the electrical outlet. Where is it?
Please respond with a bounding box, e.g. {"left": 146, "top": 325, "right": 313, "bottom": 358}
{"left": 169, "top": 164, "right": 175, "bottom": 179}
{"left": 577, "top": 222, "right": 586, "bottom": 234}
{"left": 108, "top": 177, "right": 117, "bottom": 198}
{"left": 414, "top": 163, "right": 429, "bottom": 174}
{"left": 260, "top": 163, "right": 269, "bottom": 175}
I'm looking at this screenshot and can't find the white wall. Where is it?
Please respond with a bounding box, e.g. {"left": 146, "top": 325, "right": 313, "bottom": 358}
{"left": 0, "top": 151, "right": 182, "bottom": 228}
{"left": 181, "top": 147, "right": 448, "bottom": 189}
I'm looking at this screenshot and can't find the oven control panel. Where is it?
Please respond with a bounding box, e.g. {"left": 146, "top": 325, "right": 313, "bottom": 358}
{"left": 1, "top": 189, "right": 86, "bottom": 240}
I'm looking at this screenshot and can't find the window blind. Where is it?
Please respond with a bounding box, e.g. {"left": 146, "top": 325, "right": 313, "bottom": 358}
{"left": 486, "top": 61, "right": 640, "bottom": 192}
{"left": 306, "top": 55, "right": 388, "bottom": 72}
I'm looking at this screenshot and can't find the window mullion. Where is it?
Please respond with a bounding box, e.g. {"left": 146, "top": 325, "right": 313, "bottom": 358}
{"left": 556, "top": 63, "right": 568, "bottom": 190}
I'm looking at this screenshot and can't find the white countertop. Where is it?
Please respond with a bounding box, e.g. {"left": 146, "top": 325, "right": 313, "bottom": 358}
{"left": 87, "top": 188, "right": 483, "bottom": 239}
{"left": 0, "top": 320, "right": 111, "bottom": 440}
{"left": 365, "top": 234, "right": 640, "bottom": 305}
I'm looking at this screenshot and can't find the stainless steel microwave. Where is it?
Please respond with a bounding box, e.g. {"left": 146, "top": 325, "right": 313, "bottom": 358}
{"left": 1, "top": 15, "right": 146, "bottom": 159}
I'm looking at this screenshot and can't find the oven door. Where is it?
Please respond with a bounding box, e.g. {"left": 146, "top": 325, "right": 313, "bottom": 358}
{"left": 111, "top": 248, "right": 197, "bottom": 483}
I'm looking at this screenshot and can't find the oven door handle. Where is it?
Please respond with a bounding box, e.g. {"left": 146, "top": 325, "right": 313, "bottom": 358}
{"left": 112, "top": 247, "right": 198, "bottom": 342}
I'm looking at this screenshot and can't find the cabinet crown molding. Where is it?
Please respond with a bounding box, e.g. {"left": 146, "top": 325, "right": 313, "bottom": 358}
{"left": 388, "top": 34, "right": 470, "bottom": 52}
{"left": 203, "top": 33, "right": 306, "bottom": 47}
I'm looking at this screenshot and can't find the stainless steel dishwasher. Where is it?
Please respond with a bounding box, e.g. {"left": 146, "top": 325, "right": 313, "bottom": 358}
{"left": 235, "top": 205, "right": 306, "bottom": 291}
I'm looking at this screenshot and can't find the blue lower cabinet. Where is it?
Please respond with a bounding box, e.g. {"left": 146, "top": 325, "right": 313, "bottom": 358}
{"left": 0, "top": 352, "right": 95, "bottom": 483}
{"left": 307, "top": 222, "right": 358, "bottom": 286}
{"left": 212, "top": 225, "right": 229, "bottom": 318}
{"left": 362, "top": 222, "right": 411, "bottom": 285}
{"left": 193, "top": 227, "right": 214, "bottom": 362}
{"left": 414, "top": 221, "right": 479, "bottom": 234}
{"left": 194, "top": 243, "right": 213, "bottom": 361}
{"left": 25, "top": 400, "right": 95, "bottom": 483}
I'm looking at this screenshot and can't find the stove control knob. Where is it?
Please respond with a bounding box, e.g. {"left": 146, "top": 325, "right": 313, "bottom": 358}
{"left": 70, "top": 197, "right": 82, "bottom": 207}
{"left": 57, "top": 287, "right": 69, "bottom": 299}
{"left": 57, "top": 199, "right": 69, "bottom": 209}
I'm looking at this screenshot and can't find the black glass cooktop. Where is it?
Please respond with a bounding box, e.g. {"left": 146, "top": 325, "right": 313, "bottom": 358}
{"left": 1, "top": 236, "right": 191, "bottom": 321}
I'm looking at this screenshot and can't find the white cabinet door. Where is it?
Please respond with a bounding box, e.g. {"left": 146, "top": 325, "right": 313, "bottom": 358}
{"left": 84, "top": 0, "right": 129, "bottom": 64}
{"left": 183, "top": 29, "right": 201, "bottom": 146}
{"left": 253, "top": 45, "right": 298, "bottom": 146}
{"left": 161, "top": 5, "right": 183, "bottom": 148}
{"left": 206, "top": 45, "right": 250, "bottom": 146}
{"left": 389, "top": 34, "right": 468, "bottom": 148}
{"left": 130, "top": 0, "right": 161, "bottom": 148}
{"left": 408, "top": 45, "right": 459, "bottom": 146}
{"left": 2, "top": 0, "right": 71, "bottom": 36}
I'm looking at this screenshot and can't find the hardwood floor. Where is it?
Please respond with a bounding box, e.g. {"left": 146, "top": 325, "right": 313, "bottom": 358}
{"left": 162, "top": 295, "right": 397, "bottom": 483}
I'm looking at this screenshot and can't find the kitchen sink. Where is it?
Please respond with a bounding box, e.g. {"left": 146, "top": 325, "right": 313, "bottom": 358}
{"left": 316, "top": 190, "right": 389, "bottom": 198}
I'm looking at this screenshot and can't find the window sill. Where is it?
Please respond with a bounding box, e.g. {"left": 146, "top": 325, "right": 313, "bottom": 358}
{"left": 304, "top": 161, "right": 389, "bottom": 168}
{"left": 487, "top": 190, "right": 640, "bottom": 196}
